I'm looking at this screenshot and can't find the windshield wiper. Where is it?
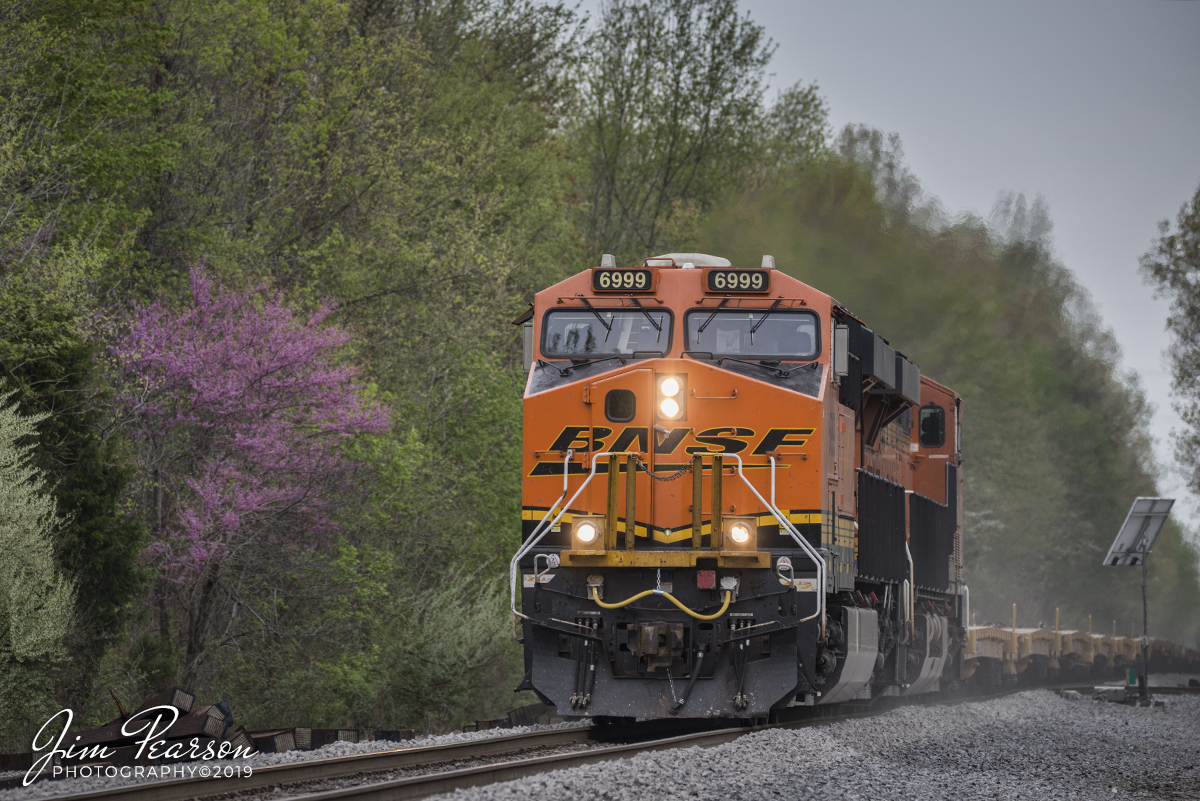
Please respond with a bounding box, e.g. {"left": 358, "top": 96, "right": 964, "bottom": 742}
{"left": 628, "top": 297, "right": 662, "bottom": 335}
{"left": 716, "top": 356, "right": 811, "bottom": 379}
{"left": 569, "top": 355, "right": 628, "bottom": 368}
{"left": 579, "top": 297, "right": 612, "bottom": 334}
{"left": 537, "top": 354, "right": 631, "bottom": 376}
{"left": 749, "top": 298, "right": 784, "bottom": 337}
{"left": 537, "top": 359, "right": 573, "bottom": 376}
{"left": 697, "top": 297, "right": 730, "bottom": 333}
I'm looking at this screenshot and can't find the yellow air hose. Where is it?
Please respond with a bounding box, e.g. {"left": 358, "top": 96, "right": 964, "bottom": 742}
{"left": 590, "top": 587, "right": 732, "bottom": 621}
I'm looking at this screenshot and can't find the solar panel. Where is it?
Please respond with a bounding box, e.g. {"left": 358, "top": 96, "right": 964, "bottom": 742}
{"left": 1103, "top": 497, "right": 1175, "bottom": 567}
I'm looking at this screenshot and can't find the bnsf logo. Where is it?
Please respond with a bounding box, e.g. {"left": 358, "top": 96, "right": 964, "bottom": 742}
{"left": 530, "top": 426, "right": 814, "bottom": 475}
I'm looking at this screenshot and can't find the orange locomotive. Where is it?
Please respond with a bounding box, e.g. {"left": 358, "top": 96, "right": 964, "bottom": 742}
{"left": 510, "top": 253, "right": 965, "bottom": 720}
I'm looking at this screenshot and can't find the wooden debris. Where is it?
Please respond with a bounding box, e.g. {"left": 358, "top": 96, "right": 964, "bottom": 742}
{"left": 294, "top": 727, "right": 313, "bottom": 750}
{"left": 372, "top": 729, "right": 415, "bottom": 742}
{"left": 474, "top": 717, "right": 510, "bottom": 731}
{"left": 0, "top": 753, "right": 31, "bottom": 771}
{"left": 250, "top": 729, "right": 298, "bottom": 753}
{"left": 221, "top": 725, "right": 254, "bottom": 754}
{"left": 308, "top": 728, "right": 359, "bottom": 749}
{"left": 507, "top": 702, "right": 551, "bottom": 728}
{"left": 171, "top": 705, "right": 229, "bottom": 740}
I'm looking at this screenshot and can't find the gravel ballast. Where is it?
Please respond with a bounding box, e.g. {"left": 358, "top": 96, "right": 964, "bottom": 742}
{"left": 435, "top": 691, "right": 1200, "bottom": 801}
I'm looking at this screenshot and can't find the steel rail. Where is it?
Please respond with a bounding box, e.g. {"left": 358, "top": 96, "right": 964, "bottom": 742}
{"left": 277, "top": 690, "right": 1028, "bottom": 801}
{"left": 282, "top": 727, "right": 765, "bottom": 801}
{"left": 36, "top": 726, "right": 592, "bottom": 801}
{"left": 37, "top": 685, "right": 1094, "bottom": 801}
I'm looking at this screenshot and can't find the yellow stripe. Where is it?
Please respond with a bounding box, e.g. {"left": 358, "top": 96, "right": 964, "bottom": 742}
{"left": 522, "top": 508, "right": 826, "bottom": 540}
{"left": 520, "top": 506, "right": 840, "bottom": 544}
{"left": 522, "top": 509, "right": 575, "bottom": 522}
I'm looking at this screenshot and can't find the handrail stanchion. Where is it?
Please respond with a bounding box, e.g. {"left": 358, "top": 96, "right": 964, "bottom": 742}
{"left": 510, "top": 450, "right": 572, "bottom": 619}
{"left": 605, "top": 455, "right": 620, "bottom": 551}
{"left": 711, "top": 455, "right": 724, "bottom": 551}
{"left": 512, "top": 450, "right": 828, "bottom": 638}
{"left": 725, "top": 453, "right": 825, "bottom": 634}
{"left": 509, "top": 452, "right": 634, "bottom": 619}
{"left": 625, "top": 454, "right": 637, "bottom": 550}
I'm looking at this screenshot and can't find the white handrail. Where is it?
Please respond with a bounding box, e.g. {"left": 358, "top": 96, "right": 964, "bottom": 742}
{"left": 904, "top": 542, "right": 915, "bottom": 640}
{"left": 509, "top": 450, "right": 573, "bottom": 618}
{"left": 961, "top": 584, "right": 970, "bottom": 630}
{"left": 510, "top": 450, "right": 642, "bottom": 618}
{"left": 724, "top": 453, "right": 826, "bottom": 633}
{"left": 510, "top": 450, "right": 827, "bottom": 636}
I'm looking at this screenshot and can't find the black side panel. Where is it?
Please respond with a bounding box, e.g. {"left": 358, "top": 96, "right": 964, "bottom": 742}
{"left": 856, "top": 469, "right": 907, "bottom": 583}
{"left": 838, "top": 317, "right": 862, "bottom": 410}
{"left": 910, "top": 492, "right": 953, "bottom": 591}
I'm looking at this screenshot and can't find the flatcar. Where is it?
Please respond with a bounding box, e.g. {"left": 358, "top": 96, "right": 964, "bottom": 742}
{"left": 510, "top": 252, "right": 967, "bottom": 720}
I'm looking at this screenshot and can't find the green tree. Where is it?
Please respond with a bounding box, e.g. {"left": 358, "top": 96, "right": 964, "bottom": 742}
{"left": 571, "top": 0, "right": 827, "bottom": 265}
{"left": 1141, "top": 182, "right": 1200, "bottom": 504}
{"left": 0, "top": 1, "right": 146, "bottom": 703}
{"left": 9, "top": 0, "right": 583, "bottom": 713}
{"left": 699, "top": 133, "right": 1200, "bottom": 642}
{"left": 0, "top": 391, "right": 76, "bottom": 751}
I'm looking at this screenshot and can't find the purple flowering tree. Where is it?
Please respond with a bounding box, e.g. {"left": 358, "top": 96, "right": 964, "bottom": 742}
{"left": 114, "top": 267, "right": 389, "bottom": 683}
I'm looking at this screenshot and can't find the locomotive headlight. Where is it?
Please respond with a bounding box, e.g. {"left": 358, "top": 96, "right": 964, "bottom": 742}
{"left": 722, "top": 517, "right": 757, "bottom": 551}
{"left": 656, "top": 375, "right": 686, "bottom": 420}
{"left": 576, "top": 521, "right": 599, "bottom": 543}
{"left": 571, "top": 516, "right": 606, "bottom": 552}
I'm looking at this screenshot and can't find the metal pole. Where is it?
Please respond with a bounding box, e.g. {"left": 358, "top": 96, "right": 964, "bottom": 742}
{"left": 1140, "top": 547, "right": 1149, "bottom": 703}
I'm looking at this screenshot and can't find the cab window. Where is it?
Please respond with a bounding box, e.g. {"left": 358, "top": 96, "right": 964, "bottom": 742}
{"left": 542, "top": 308, "right": 671, "bottom": 357}
{"left": 684, "top": 309, "right": 819, "bottom": 360}
{"left": 919, "top": 404, "right": 946, "bottom": 448}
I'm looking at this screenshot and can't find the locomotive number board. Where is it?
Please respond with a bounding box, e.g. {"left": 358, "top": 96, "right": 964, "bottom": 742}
{"left": 706, "top": 268, "right": 770, "bottom": 293}
{"left": 592, "top": 268, "right": 654, "bottom": 292}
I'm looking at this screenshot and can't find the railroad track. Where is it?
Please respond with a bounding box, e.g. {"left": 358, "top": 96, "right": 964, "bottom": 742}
{"left": 269, "top": 692, "right": 1005, "bottom": 801}
{"left": 36, "top": 683, "right": 1187, "bottom": 801}
{"left": 32, "top": 727, "right": 592, "bottom": 801}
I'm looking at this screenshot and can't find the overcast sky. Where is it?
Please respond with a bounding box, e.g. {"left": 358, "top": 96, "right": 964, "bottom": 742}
{"left": 738, "top": 0, "right": 1200, "bottom": 520}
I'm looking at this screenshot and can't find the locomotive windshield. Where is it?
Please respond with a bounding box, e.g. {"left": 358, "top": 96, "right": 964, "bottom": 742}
{"left": 542, "top": 308, "right": 671, "bottom": 357}
{"left": 685, "top": 309, "right": 819, "bottom": 360}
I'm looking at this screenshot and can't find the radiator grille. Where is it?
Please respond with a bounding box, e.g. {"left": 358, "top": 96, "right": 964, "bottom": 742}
{"left": 856, "top": 469, "right": 907, "bottom": 583}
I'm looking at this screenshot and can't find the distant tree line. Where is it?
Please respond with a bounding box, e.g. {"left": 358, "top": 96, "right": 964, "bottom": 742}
{"left": 0, "top": 0, "right": 1197, "bottom": 748}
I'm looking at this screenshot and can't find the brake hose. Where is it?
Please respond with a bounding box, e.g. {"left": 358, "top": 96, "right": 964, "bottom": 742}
{"left": 590, "top": 587, "right": 732, "bottom": 621}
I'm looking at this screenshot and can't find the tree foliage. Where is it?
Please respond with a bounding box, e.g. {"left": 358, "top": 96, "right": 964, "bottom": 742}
{"left": 0, "top": 392, "right": 76, "bottom": 751}
{"left": 570, "top": 0, "right": 828, "bottom": 265}
{"left": 700, "top": 130, "right": 1200, "bottom": 642}
{"left": 114, "top": 267, "right": 388, "bottom": 684}
{"left": 0, "top": 2, "right": 146, "bottom": 695}
{"left": 1141, "top": 182, "right": 1200, "bottom": 503}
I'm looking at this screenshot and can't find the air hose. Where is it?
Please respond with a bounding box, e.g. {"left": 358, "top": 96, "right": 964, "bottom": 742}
{"left": 669, "top": 640, "right": 709, "bottom": 714}
{"left": 590, "top": 587, "right": 732, "bottom": 621}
